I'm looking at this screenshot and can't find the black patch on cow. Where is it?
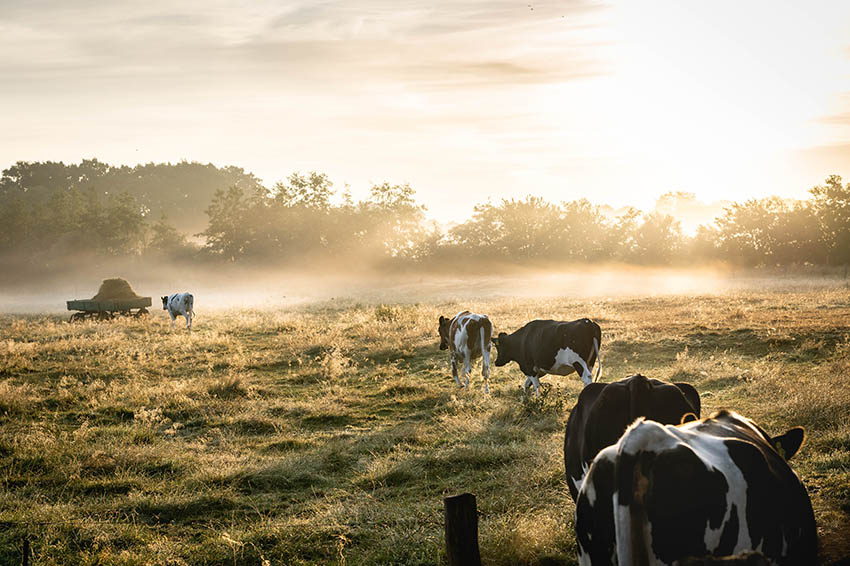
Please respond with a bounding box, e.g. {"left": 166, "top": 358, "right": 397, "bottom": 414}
{"left": 641, "top": 446, "right": 729, "bottom": 564}
{"left": 575, "top": 456, "right": 616, "bottom": 566}
{"left": 716, "top": 502, "right": 740, "bottom": 556}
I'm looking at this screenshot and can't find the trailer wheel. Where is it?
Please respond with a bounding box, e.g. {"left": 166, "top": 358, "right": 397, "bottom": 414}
{"left": 70, "top": 312, "right": 86, "bottom": 323}
{"left": 135, "top": 308, "right": 149, "bottom": 318}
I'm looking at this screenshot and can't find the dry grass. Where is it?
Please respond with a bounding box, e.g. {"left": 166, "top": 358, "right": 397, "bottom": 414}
{"left": 1, "top": 287, "right": 849, "bottom": 565}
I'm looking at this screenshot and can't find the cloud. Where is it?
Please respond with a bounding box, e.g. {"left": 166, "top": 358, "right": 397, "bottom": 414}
{"left": 0, "top": 0, "right": 606, "bottom": 95}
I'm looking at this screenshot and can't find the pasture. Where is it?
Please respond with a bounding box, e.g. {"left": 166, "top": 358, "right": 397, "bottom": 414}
{"left": 1, "top": 286, "right": 849, "bottom": 565}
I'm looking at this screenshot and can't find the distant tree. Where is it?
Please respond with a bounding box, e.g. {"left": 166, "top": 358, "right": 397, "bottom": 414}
{"left": 148, "top": 214, "right": 193, "bottom": 257}
{"left": 601, "top": 207, "right": 640, "bottom": 261}
{"left": 449, "top": 196, "right": 561, "bottom": 259}
{"left": 712, "top": 197, "right": 823, "bottom": 267}
{"left": 556, "top": 199, "right": 607, "bottom": 261}
{"left": 688, "top": 224, "right": 721, "bottom": 263}
{"left": 200, "top": 185, "right": 262, "bottom": 261}
{"left": 810, "top": 175, "right": 850, "bottom": 266}
{"left": 631, "top": 212, "right": 683, "bottom": 264}
{"left": 360, "top": 182, "right": 426, "bottom": 257}
{"left": 0, "top": 159, "right": 264, "bottom": 235}
{"left": 772, "top": 202, "right": 824, "bottom": 265}
{"left": 273, "top": 171, "right": 333, "bottom": 210}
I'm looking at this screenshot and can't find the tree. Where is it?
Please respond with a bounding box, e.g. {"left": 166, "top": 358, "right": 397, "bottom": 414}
{"left": 360, "top": 182, "right": 426, "bottom": 257}
{"left": 715, "top": 198, "right": 786, "bottom": 266}
{"left": 148, "top": 214, "right": 194, "bottom": 257}
{"left": 556, "top": 199, "right": 607, "bottom": 261}
{"left": 810, "top": 175, "right": 850, "bottom": 266}
{"left": 632, "top": 212, "right": 683, "bottom": 264}
{"left": 273, "top": 171, "right": 333, "bottom": 210}
{"left": 200, "top": 185, "right": 262, "bottom": 261}
{"left": 0, "top": 159, "right": 265, "bottom": 235}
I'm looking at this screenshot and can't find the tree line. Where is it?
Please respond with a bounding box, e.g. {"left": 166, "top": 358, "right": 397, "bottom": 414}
{"left": 1, "top": 160, "right": 848, "bottom": 269}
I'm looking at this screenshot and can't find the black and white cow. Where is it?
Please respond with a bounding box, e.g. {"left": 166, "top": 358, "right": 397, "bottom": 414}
{"left": 564, "top": 374, "right": 700, "bottom": 501}
{"left": 162, "top": 292, "right": 194, "bottom": 329}
{"left": 575, "top": 410, "right": 817, "bottom": 566}
{"left": 438, "top": 311, "right": 494, "bottom": 393}
{"left": 492, "top": 318, "right": 601, "bottom": 394}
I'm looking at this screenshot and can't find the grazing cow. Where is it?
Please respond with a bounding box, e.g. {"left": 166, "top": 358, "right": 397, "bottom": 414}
{"left": 438, "top": 311, "right": 494, "bottom": 393}
{"left": 564, "top": 374, "right": 700, "bottom": 501}
{"left": 492, "top": 318, "right": 601, "bottom": 394}
{"left": 575, "top": 410, "right": 817, "bottom": 566}
{"left": 162, "top": 293, "right": 194, "bottom": 329}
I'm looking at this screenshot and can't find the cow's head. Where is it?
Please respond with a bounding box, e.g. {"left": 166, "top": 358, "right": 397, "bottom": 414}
{"left": 492, "top": 332, "right": 512, "bottom": 366}
{"left": 161, "top": 296, "right": 168, "bottom": 310}
{"left": 438, "top": 316, "right": 452, "bottom": 350}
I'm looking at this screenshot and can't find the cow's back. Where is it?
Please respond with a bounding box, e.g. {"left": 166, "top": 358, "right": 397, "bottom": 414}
{"left": 518, "top": 319, "right": 596, "bottom": 363}
{"left": 565, "top": 375, "right": 700, "bottom": 501}
{"left": 576, "top": 415, "right": 818, "bottom": 566}
{"left": 450, "top": 312, "right": 490, "bottom": 359}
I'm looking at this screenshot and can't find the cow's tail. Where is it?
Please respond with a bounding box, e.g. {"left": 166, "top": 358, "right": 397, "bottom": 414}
{"left": 592, "top": 336, "right": 601, "bottom": 382}
{"left": 614, "top": 420, "right": 655, "bottom": 566}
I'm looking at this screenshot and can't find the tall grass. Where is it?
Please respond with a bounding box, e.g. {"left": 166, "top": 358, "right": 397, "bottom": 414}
{"left": 1, "top": 289, "right": 849, "bottom": 564}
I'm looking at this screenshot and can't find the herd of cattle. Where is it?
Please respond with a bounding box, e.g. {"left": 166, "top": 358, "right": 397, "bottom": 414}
{"left": 437, "top": 310, "right": 817, "bottom": 566}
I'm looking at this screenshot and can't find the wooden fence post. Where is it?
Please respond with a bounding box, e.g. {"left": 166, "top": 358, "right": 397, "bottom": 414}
{"left": 444, "top": 493, "right": 482, "bottom": 566}
{"left": 22, "top": 536, "right": 30, "bottom": 566}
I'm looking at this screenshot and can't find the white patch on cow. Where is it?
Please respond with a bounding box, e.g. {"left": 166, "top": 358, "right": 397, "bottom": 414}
{"left": 571, "top": 461, "right": 591, "bottom": 496}
{"left": 582, "top": 474, "right": 597, "bottom": 507}
{"left": 547, "top": 346, "right": 593, "bottom": 385}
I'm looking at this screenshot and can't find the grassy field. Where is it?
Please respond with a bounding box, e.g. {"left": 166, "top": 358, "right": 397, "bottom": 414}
{"left": 1, "top": 287, "right": 849, "bottom": 565}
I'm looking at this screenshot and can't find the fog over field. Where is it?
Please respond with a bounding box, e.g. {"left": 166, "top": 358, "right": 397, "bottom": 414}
{"left": 2, "top": 261, "right": 847, "bottom": 314}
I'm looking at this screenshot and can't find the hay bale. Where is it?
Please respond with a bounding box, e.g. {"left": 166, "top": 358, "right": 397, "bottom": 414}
{"left": 91, "top": 278, "right": 142, "bottom": 301}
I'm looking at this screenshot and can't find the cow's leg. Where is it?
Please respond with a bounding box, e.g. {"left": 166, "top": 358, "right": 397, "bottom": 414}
{"left": 463, "top": 354, "right": 471, "bottom": 388}
{"left": 169, "top": 312, "right": 176, "bottom": 328}
{"left": 451, "top": 352, "right": 462, "bottom": 387}
{"left": 523, "top": 375, "right": 533, "bottom": 392}
{"left": 185, "top": 312, "right": 191, "bottom": 330}
{"left": 573, "top": 361, "right": 592, "bottom": 386}
{"left": 530, "top": 374, "right": 542, "bottom": 397}
{"left": 481, "top": 349, "right": 491, "bottom": 394}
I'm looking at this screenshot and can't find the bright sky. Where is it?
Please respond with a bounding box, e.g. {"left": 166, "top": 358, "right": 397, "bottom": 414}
{"left": 2, "top": 0, "right": 850, "bottom": 221}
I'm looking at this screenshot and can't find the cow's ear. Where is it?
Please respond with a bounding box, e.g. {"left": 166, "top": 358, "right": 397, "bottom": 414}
{"left": 680, "top": 412, "right": 698, "bottom": 424}
{"left": 439, "top": 315, "right": 446, "bottom": 324}
{"left": 772, "top": 427, "right": 805, "bottom": 461}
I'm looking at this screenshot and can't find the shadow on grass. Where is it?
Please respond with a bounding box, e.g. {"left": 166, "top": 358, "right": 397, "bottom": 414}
{"left": 610, "top": 327, "right": 850, "bottom": 363}
{"left": 130, "top": 494, "right": 239, "bottom": 525}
